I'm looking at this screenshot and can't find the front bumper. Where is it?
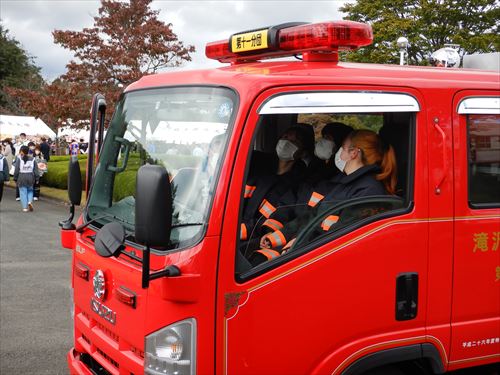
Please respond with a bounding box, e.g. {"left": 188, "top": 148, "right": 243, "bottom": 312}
{"left": 68, "top": 348, "right": 113, "bottom": 375}
{"left": 68, "top": 348, "right": 94, "bottom": 375}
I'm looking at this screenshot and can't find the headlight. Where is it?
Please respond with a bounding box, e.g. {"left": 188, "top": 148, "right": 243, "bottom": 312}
{"left": 145, "top": 318, "right": 196, "bottom": 375}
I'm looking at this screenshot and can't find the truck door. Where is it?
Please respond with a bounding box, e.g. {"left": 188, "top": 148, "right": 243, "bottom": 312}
{"left": 215, "top": 87, "right": 433, "bottom": 374}
{"left": 449, "top": 93, "right": 500, "bottom": 370}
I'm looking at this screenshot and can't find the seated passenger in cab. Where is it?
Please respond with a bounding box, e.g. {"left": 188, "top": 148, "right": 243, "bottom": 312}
{"left": 252, "top": 129, "right": 397, "bottom": 263}
{"left": 240, "top": 126, "right": 309, "bottom": 245}
{"left": 252, "top": 122, "right": 353, "bottom": 241}
{"left": 294, "top": 123, "right": 317, "bottom": 173}
{"left": 308, "top": 122, "right": 353, "bottom": 184}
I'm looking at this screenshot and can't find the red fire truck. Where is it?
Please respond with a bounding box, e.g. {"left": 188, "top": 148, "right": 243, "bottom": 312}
{"left": 60, "top": 21, "right": 500, "bottom": 375}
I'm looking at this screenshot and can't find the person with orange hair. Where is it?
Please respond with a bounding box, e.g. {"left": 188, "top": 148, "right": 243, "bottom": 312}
{"left": 253, "top": 129, "right": 397, "bottom": 263}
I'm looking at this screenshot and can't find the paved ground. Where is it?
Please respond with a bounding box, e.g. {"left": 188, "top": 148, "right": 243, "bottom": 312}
{"left": 0, "top": 187, "right": 75, "bottom": 374}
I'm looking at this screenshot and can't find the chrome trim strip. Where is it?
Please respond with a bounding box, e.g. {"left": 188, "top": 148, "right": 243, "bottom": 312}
{"left": 458, "top": 97, "right": 500, "bottom": 114}
{"left": 259, "top": 92, "right": 420, "bottom": 114}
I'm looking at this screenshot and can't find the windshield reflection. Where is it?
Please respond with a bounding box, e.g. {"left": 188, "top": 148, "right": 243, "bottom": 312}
{"left": 86, "top": 87, "right": 236, "bottom": 250}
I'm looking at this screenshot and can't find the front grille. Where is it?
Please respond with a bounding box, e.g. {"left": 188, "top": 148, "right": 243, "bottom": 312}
{"left": 97, "top": 322, "right": 119, "bottom": 342}
{"left": 131, "top": 346, "right": 145, "bottom": 359}
{"left": 82, "top": 334, "right": 91, "bottom": 345}
{"left": 97, "top": 348, "right": 119, "bottom": 369}
{"left": 75, "top": 306, "right": 143, "bottom": 374}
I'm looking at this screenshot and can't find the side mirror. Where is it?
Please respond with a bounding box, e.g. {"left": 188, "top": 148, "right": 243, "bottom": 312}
{"left": 135, "top": 164, "right": 172, "bottom": 247}
{"left": 59, "top": 158, "right": 82, "bottom": 229}
{"left": 95, "top": 222, "right": 125, "bottom": 258}
{"left": 135, "top": 164, "right": 174, "bottom": 289}
{"left": 68, "top": 157, "right": 82, "bottom": 206}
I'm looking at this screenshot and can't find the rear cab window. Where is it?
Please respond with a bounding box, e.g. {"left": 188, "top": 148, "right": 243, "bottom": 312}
{"left": 466, "top": 113, "right": 500, "bottom": 207}
{"left": 236, "top": 91, "right": 419, "bottom": 278}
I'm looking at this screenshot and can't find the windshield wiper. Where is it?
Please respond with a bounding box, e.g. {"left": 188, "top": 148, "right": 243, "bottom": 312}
{"left": 77, "top": 213, "right": 119, "bottom": 233}
{"left": 171, "top": 223, "right": 204, "bottom": 228}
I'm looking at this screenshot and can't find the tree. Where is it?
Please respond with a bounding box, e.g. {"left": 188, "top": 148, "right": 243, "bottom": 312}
{"left": 0, "top": 25, "right": 44, "bottom": 114}
{"left": 13, "top": 0, "right": 195, "bottom": 128}
{"left": 340, "top": 0, "right": 500, "bottom": 65}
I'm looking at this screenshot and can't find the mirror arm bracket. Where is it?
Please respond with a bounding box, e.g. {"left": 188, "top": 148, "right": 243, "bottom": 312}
{"left": 59, "top": 204, "right": 76, "bottom": 230}
{"left": 141, "top": 246, "right": 181, "bottom": 289}
{"left": 150, "top": 265, "right": 181, "bottom": 281}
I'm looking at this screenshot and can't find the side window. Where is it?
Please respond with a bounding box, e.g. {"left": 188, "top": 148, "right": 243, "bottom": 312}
{"left": 236, "top": 92, "right": 418, "bottom": 278}
{"left": 467, "top": 114, "right": 500, "bottom": 207}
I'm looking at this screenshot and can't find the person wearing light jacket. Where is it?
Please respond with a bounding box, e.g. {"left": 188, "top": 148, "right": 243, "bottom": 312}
{"left": 14, "top": 145, "right": 39, "bottom": 212}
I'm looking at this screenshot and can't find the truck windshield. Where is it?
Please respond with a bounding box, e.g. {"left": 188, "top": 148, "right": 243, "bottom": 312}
{"left": 86, "top": 86, "right": 236, "bottom": 250}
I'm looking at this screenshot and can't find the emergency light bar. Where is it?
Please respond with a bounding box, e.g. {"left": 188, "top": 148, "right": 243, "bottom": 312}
{"left": 206, "top": 21, "right": 373, "bottom": 64}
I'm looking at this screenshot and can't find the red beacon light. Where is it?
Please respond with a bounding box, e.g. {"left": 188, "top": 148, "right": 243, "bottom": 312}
{"left": 205, "top": 20, "right": 373, "bottom": 64}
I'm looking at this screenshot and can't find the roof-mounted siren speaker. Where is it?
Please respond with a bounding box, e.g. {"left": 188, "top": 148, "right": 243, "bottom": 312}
{"left": 429, "top": 44, "right": 461, "bottom": 68}
{"left": 206, "top": 20, "right": 373, "bottom": 64}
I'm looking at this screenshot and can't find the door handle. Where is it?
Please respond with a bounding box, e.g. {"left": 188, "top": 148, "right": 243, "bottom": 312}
{"left": 433, "top": 119, "right": 447, "bottom": 195}
{"left": 396, "top": 272, "right": 418, "bottom": 321}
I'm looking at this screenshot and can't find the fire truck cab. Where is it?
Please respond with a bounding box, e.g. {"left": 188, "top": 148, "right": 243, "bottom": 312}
{"left": 61, "top": 21, "right": 500, "bottom": 375}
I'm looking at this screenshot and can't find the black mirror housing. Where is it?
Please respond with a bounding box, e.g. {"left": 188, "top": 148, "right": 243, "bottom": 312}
{"left": 68, "top": 158, "right": 82, "bottom": 206}
{"left": 135, "top": 164, "right": 172, "bottom": 248}
{"left": 95, "top": 222, "right": 125, "bottom": 258}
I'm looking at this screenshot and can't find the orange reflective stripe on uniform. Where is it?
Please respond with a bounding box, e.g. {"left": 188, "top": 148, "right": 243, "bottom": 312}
{"left": 262, "top": 218, "right": 284, "bottom": 231}
{"left": 256, "top": 248, "right": 281, "bottom": 260}
{"left": 308, "top": 191, "right": 325, "bottom": 207}
{"left": 267, "top": 230, "right": 286, "bottom": 248}
{"left": 240, "top": 223, "right": 248, "bottom": 240}
{"left": 321, "top": 215, "right": 339, "bottom": 231}
{"left": 244, "top": 185, "right": 256, "bottom": 198}
{"left": 259, "top": 199, "right": 277, "bottom": 218}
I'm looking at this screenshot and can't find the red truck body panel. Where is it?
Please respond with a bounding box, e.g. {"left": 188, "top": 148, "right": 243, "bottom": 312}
{"left": 64, "top": 59, "right": 500, "bottom": 374}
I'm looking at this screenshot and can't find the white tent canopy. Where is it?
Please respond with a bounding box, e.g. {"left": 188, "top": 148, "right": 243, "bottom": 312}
{"left": 57, "top": 125, "right": 91, "bottom": 143}
{"left": 0, "top": 115, "right": 56, "bottom": 139}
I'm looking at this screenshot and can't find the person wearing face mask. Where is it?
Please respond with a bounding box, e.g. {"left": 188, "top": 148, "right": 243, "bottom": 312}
{"left": 239, "top": 126, "right": 308, "bottom": 252}
{"left": 2, "top": 138, "right": 14, "bottom": 171}
{"left": 253, "top": 129, "right": 397, "bottom": 262}
{"left": 254, "top": 122, "right": 353, "bottom": 250}
{"left": 14, "top": 133, "right": 29, "bottom": 156}
{"left": 307, "top": 122, "right": 353, "bottom": 185}
{"left": 33, "top": 145, "right": 48, "bottom": 201}
{"left": 14, "top": 145, "right": 39, "bottom": 212}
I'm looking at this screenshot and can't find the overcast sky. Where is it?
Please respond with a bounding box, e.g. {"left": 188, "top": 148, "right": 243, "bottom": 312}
{"left": 1, "top": 0, "right": 349, "bottom": 81}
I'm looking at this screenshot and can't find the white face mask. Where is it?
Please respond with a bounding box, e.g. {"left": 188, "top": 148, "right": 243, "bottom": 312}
{"left": 276, "top": 139, "right": 298, "bottom": 161}
{"left": 314, "top": 138, "right": 335, "bottom": 160}
{"left": 334, "top": 147, "right": 347, "bottom": 172}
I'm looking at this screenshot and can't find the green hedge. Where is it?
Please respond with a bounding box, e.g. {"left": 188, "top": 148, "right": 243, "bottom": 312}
{"left": 113, "top": 170, "right": 138, "bottom": 201}
{"left": 49, "top": 154, "right": 88, "bottom": 162}
{"left": 42, "top": 159, "right": 87, "bottom": 190}
{"left": 41, "top": 153, "right": 195, "bottom": 200}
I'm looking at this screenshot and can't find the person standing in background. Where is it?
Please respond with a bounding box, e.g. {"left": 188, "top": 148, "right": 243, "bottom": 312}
{"left": 40, "top": 137, "right": 50, "bottom": 161}
{"left": 13, "top": 133, "right": 29, "bottom": 201}
{"left": 14, "top": 133, "right": 29, "bottom": 155}
{"left": 69, "top": 139, "right": 79, "bottom": 157}
{"left": 27, "top": 141, "right": 36, "bottom": 155}
{"left": 0, "top": 147, "right": 10, "bottom": 203}
{"left": 14, "top": 145, "right": 39, "bottom": 212}
{"left": 1, "top": 138, "right": 14, "bottom": 171}
{"left": 33, "top": 145, "right": 47, "bottom": 201}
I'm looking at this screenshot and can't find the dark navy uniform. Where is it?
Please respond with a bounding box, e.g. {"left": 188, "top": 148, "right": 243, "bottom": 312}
{"left": 252, "top": 164, "right": 386, "bottom": 262}
{"left": 240, "top": 161, "right": 305, "bottom": 251}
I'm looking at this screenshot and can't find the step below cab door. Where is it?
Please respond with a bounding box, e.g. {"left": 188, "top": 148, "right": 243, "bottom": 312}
{"left": 449, "top": 93, "right": 500, "bottom": 371}
{"left": 216, "top": 86, "right": 432, "bottom": 374}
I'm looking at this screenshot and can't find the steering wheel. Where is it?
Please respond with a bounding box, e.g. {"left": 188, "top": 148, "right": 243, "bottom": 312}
{"left": 292, "top": 195, "right": 405, "bottom": 251}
